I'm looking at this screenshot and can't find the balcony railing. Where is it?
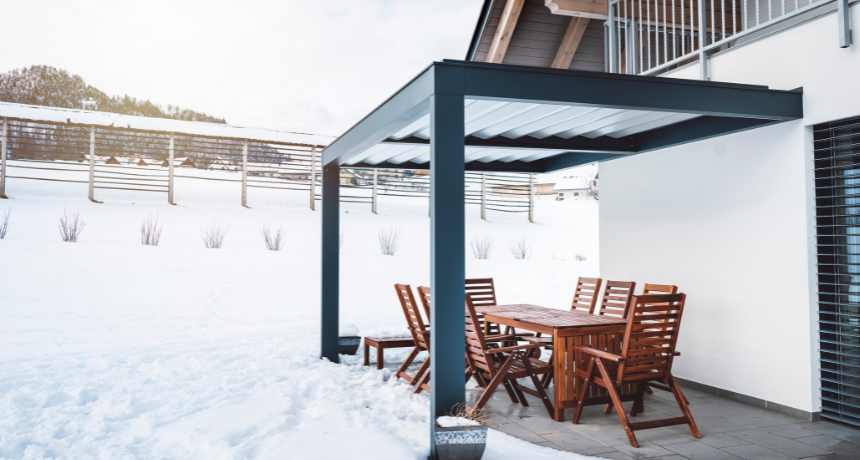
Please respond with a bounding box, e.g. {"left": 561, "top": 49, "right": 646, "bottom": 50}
{"left": 605, "top": 0, "right": 849, "bottom": 78}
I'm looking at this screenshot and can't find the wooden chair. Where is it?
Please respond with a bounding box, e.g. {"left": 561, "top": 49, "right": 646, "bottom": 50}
{"left": 596, "top": 280, "right": 637, "bottom": 318}
{"left": 393, "top": 284, "right": 431, "bottom": 394}
{"left": 416, "top": 285, "right": 519, "bottom": 391}
{"left": 571, "top": 294, "right": 700, "bottom": 447}
{"left": 464, "top": 278, "right": 534, "bottom": 341}
{"left": 465, "top": 294, "right": 555, "bottom": 417}
{"left": 529, "top": 276, "right": 603, "bottom": 345}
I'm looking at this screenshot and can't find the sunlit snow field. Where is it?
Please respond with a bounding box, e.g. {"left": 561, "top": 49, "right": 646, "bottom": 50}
{"left": 0, "top": 170, "right": 599, "bottom": 459}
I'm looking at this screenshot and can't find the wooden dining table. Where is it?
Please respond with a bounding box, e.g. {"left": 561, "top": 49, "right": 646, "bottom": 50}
{"left": 476, "top": 304, "right": 630, "bottom": 422}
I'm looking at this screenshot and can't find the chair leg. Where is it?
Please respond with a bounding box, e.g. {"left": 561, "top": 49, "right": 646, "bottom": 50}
{"left": 501, "top": 380, "right": 519, "bottom": 403}
{"left": 571, "top": 357, "right": 596, "bottom": 425}
{"left": 630, "top": 383, "right": 647, "bottom": 417}
{"left": 521, "top": 355, "right": 555, "bottom": 417}
{"left": 410, "top": 357, "right": 430, "bottom": 386}
{"left": 595, "top": 358, "right": 638, "bottom": 448}
{"left": 395, "top": 347, "right": 421, "bottom": 382}
{"left": 540, "top": 351, "right": 554, "bottom": 389}
{"left": 668, "top": 377, "right": 701, "bottom": 439}
{"left": 414, "top": 370, "right": 431, "bottom": 394}
{"left": 470, "top": 354, "right": 518, "bottom": 415}
{"left": 511, "top": 379, "right": 529, "bottom": 406}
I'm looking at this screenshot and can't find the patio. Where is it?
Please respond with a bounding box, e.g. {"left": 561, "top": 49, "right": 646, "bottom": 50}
{"left": 471, "top": 382, "right": 860, "bottom": 460}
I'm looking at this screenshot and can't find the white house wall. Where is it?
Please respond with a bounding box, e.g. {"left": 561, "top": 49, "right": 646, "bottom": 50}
{"left": 600, "top": 6, "right": 860, "bottom": 414}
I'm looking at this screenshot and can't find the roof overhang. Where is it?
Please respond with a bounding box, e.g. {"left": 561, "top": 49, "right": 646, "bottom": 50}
{"left": 323, "top": 60, "right": 803, "bottom": 173}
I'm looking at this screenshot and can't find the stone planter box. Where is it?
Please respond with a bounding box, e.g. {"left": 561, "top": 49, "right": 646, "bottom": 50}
{"left": 338, "top": 336, "right": 361, "bottom": 355}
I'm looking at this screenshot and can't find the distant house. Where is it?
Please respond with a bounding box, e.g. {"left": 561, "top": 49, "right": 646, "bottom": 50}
{"left": 137, "top": 158, "right": 148, "bottom": 166}
{"left": 208, "top": 159, "right": 236, "bottom": 171}
{"left": 104, "top": 156, "right": 121, "bottom": 165}
{"left": 553, "top": 175, "right": 592, "bottom": 201}
{"left": 159, "top": 157, "right": 197, "bottom": 168}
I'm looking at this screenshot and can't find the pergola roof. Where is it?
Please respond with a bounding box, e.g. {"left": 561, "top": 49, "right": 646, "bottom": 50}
{"left": 323, "top": 60, "right": 803, "bottom": 173}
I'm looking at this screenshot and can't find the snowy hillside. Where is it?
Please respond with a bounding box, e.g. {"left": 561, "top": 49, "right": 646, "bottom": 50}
{"left": 0, "top": 171, "right": 599, "bottom": 459}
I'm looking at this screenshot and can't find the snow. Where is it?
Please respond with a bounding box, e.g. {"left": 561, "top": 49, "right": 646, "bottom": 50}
{"left": 0, "top": 101, "right": 335, "bottom": 147}
{"left": 0, "top": 168, "right": 601, "bottom": 459}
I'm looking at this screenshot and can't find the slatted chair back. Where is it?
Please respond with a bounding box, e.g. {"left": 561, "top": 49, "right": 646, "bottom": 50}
{"left": 618, "top": 294, "right": 686, "bottom": 385}
{"left": 642, "top": 284, "right": 678, "bottom": 295}
{"left": 394, "top": 284, "right": 429, "bottom": 351}
{"left": 596, "top": 281, "right": 636, "bottom": 318}
{"left": 464, "top": 293, "right": 494, "bottom": 377}
{"left": 416, "top": 286, "right": 432, "bottom": 322}
{"left": 570, "top": 277, "right": 603, "bottom": 313}
{"left": 465, "top": 278, "right": 501, "bottom": 336}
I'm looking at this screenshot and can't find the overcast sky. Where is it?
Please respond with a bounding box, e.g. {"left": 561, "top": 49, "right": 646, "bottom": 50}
{"left": 0, "top": 0, "right": 485, "bottom": 137}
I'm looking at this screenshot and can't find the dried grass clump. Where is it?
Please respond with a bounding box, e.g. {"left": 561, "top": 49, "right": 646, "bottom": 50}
{"left": 140, "top": 214, "right": 162, "bottom": 246}
{"left": 59, "top": 209, "right": 86, "bottom": 242}
{"left": 201, "top": 221, "right": 228, "bottom": 249}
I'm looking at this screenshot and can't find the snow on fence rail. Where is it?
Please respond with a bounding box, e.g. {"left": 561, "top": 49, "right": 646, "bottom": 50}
{"left": 0, "top": 116, "right": 537, "bottom": 221}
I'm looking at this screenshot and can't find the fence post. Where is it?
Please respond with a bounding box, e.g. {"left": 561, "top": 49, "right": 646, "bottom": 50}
{"left": 480, "top": 172, "right": 487, "bottom": 221}
{"left": 698, "top": 0, "right": 709, "bottom": 80}
{"left": 241, "top": 139, "right": 249, "bottom": 207}
{"left": 168, "top": 133, "right": 175, "bottom": 205}
{"left": 88, "top": 125, "right": 96, "bottom": 202}
{"left": 310, "top": 146, "right": 317, "bottom": 211}
{"left": 529, "top": 174, "right": 535, "bottom": 223}
{"left": 0, "top": 117, "right": 7, "bottom": 199}
{"left": 372, "top": 169, "right": 378, "bottom": 214}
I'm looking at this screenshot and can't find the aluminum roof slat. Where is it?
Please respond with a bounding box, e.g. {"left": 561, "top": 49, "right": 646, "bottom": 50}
{"left": 500, "top": 106, "right": 598, "bottom": 139}
{"left": 345, "top": 144, "right": 394, "bottom": 165}
{"left": 472, "top": 104, "right": 570, "bottom": 139}
{"left": 496, "top": 149, "right": 566, "bottom": 163}
{"left": 559, "top": 110, "right": 652, "bottom": 139}
{"left": 412, "top": 99, "right": 509, "bottom": 139}
{"left": 389, "top": 114, "right": 431, "bottom": 140}
{"left": 581, "top": 111, "right": 678, "bottom": 138}
{"left": 463, "top": 148, "right": 493, "bottom": 161}
{"left": 386, "top": 146, "right": 430, "bottom": 164}
{"left": 531, "top": 108, "right": 621, "bottom": 139}
{"left": 476, "top": 149, "right": 530, "bottom": 163}
{"left": 361, "top": 145, "right": 420, "bottom": 165}
{"left": 464, "top": 102, "right": 540, "bottom": 136}
{"left": 608, "top": 113, "right": 703, "bottom": 138}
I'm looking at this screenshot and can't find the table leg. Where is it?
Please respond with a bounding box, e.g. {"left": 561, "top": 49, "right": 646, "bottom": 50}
{"left": 377, "top": 346, "right": 384, "bottom": 370}
{"left": 364, "top": 343, "right": 370, "bottom": 367}
{"left": 552, "top": 332, "right": 565, "bottom": 421}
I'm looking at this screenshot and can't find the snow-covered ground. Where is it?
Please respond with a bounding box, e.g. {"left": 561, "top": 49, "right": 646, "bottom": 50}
{"left": 0, "top": 169, "right": 599, "bottom": 460}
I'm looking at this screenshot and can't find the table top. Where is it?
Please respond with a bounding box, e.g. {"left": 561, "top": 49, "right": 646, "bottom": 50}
{"left": 476, "top": 304, "right": 627, "bottom": 330}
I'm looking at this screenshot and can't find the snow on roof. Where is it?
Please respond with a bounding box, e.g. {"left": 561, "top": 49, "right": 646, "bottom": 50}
{"left": 553, "top": 175, "right": 592, "bottom": 191}
{"left": 0, "top": 101, "right": 334, "bottom": 147}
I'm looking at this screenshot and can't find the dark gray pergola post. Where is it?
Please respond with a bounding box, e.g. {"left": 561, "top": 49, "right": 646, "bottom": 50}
{"left": 429, "top": 88, "right": 465, "bottom": 455}
{"left": 320, "top": 161, "right": 340, "bottom": 363}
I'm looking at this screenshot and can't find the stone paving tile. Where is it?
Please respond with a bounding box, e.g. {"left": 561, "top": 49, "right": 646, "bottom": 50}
{"left": 598, "top": 452, "right": 637, "bottom": 460}
{"left": 610, "top": 441, "right": 677, "bottom": 459}
{"left": 505, "top": 413, "right": 575, "bottom": 436}
{"left": 540, "top": 432, "right": 617, "bottom": 454}
{"left": 760, "top": 424, "right": 824, "bottom": 439}
{"left": 663, "top": 415, "right": 749, "bottom": 436}
{"left": 723, "top": 428, "right": 831, "bottom": 458}
{"left": 794, "top": 434, "right": 860, "bottom": 456}
{"left": 663, "top": 442, "right": 745, "bottom": 460}
{"left": 794, "top": 421, "right": 860, "bottom": 445}
{"left": 649, "top": 436, "right": 698, "bottom": 447}
{"left": 720, "top": 444, "right": 798, "bottom": 460}
{"left": 492, "top": 421, "right": 546, "bottom": 443}
{"left": 697, "top": 433, "right": 751, "bottom": 448}
{"left": 568, "top": 422, "right": 634, "bottom": 446}
{"left": 800, "top": 454, "right": 860, "bottom": 460}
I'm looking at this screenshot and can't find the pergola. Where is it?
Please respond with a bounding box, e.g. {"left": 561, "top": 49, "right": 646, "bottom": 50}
{"left": 320, "top": 60, "right": 802, "bottom": 455}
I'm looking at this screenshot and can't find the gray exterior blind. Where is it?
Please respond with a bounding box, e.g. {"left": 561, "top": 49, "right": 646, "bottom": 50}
{"left": 814, "top": 116, "right": 860, "bottom": 427}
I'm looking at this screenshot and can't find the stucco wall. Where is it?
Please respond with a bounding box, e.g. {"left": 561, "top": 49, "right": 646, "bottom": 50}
{"left": 600, "top": 6, "right": 860, "bottom": 413}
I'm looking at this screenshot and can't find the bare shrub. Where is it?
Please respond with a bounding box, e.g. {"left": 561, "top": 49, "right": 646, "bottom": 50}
{"left": 510, "top": 238, "right": 531, "bottom": 260}
{"left": 575, "top": 253, "right": 587, "bottom": 261}
{"left": 443, "top": 403, "right": 493, "bottom": 429}
{"left": 201, "top": 221, "right": 228, "bottom": 249}
{"left": 140, "top": 214, "right": 162, "bottom": 246}
{"left": 0, "top": 207, "right": 10, "bottom": 239}
{"left": 378, "top": 227, "right": 401, "bottom": 256}
{"left": 58, "top": 209, "right": 86, "bottom": 242}
{"left": 261, "top": 224, "right": 284, "bottom": 251}
{"left": 470, "top": 235, "right": 493, "bottom": 259}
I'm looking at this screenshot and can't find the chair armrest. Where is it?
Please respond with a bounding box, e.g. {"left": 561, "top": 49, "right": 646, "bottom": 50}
{"left": 486, "top": 343, "right": 542, "bottom": 354}
{"left": 572, "top": 346, "right": 625, "bottom": 362}
{"left": 485, "top": 334, "right": 518, "bottom": 342}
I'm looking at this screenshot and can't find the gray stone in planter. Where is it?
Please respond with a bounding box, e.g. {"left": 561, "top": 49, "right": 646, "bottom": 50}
{"left": 434, "top": 426, "right": 487, "bottom": 460}
{"left": 338, "top": 336, "right": 361, "bottom": 355}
